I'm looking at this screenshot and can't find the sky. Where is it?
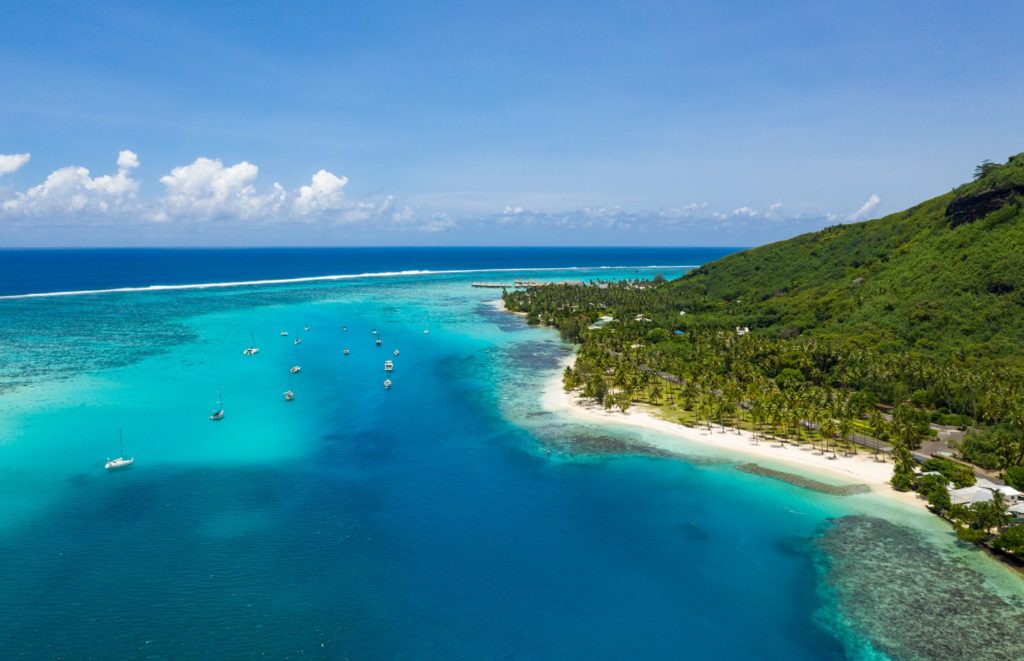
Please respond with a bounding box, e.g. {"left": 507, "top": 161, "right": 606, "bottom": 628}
{"left": 1, "top": 1, "right": 1023, "bottom": 247}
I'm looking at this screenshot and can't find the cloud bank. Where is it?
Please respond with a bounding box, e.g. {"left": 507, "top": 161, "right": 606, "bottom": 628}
{"left": 0, "top": 149, "right": 847, "bottom": 245}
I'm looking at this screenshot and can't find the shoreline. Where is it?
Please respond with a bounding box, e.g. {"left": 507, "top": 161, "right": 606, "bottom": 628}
{"left": 542, "top": 353, "right": 927, "bottom": 511}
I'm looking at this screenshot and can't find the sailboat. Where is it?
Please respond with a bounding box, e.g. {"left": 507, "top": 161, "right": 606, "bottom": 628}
{"left": 294, "top": 338, "right": 301, "bottom": 345}
{"left": 284, "top": 373, "right": 295, "bottom": 401}
{"left": 376, "top": 336, "right": 382, "bottom": 347}
{"left": 383, "top": 378, "right": 392, "bottom": 389}
{"left": 304, "top": 319, "right": 311, "bottom": 332}
{"left": 290, "top": 365, "right": 301, "bottom": 374}
{"left": 243, "top": 330, "right": 260, "bottom": 355}
{"left": 104, "top": 430, "right": 134, "bottom": 470}
{"left": 343, "top": 348, "right": 350, "bottom": 356}
{"left": 393, "top": 348, "right": 400, "bottom": 356}
{"left": 423, "top": 322, "right": 430, "bottom": 335}
{"left": 209, "top": 390, "right": 225, "bottom": 421}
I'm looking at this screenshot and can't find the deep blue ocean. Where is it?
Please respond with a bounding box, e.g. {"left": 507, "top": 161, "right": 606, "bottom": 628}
{"left": 0, "top": 247, "right": 733, "bottom": 296}
{"left": 0, "top": 248, "right": 1022, "bottom": 659}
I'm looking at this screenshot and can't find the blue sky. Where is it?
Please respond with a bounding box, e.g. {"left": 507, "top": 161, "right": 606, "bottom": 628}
{"left": 1, "top": 1, "right": 1023, "bottom": 246}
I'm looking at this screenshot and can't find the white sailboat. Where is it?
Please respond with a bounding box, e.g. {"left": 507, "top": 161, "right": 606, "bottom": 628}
{"left": 393, "top": 349, "right": 400, "bottom": 356}
{"left": 104, "top": 430, "right": 134, "bottom": 470}
{"left": 304, "top": 319, "right": 311, "bottom": 332}
{"left": 284, "top": 373, "right": 295, "bottom": 401}
{"left": 209, "top": 390, "right": 225, "bottom": 421}
{"left": 290, "top": 365, "right": 301, "bottom": 374}
{"left": 423, "top": 322, "right": 430, "bottom": 335}
{"left": 294, "top": 338, "right": 301, "bottom": 345}
{"left": 376, "top": 336, "right": 382, "bottom": 347}
{"left": 383, "top": 378, "right": 392, "bottom": 389}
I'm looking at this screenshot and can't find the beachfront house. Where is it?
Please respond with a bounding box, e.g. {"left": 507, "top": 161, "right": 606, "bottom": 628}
{"left": 975, "top": 478, "right": 1024, "bottom": 502}
{"left": 948, "top": 479, "right": 1024, "bottom": 506}
{"left": 736, "top": 326, "right": 749, "bottom": 336}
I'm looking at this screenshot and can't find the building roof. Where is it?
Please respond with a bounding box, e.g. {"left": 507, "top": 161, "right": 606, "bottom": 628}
{"left": 950, "top": 486, "right": 994, "bottom": 505}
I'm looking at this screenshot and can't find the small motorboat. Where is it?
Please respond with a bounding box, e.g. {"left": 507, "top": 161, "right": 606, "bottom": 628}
{"left": 342, "top": 326, "right": 347, "bottom": 332}
{"left": 343, "top": 348, "right": 350, "bottom": 356}
{"left": 383, "top": 378, "right": 392, "bottom": 389}
{"left": 243, "top": 347, "right": 260, "bottom": 356}
{"left": 294, "top": 338, "right": 301, "bottom": 345}
{"left": 393, "top": 349, "right": 400, "bottom": 356}
{"left": 283, "top": 390, "right": 294, "bottom": 401}
{"left": 375, "top": 337, "right": 382, "bottom": 347}
{"left": 290, "top": 365, "right": 301, "bottom": 374}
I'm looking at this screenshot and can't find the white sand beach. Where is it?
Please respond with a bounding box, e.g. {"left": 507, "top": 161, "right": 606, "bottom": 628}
{"left": 543, "top": 354, "right": 926, "bottom": 510}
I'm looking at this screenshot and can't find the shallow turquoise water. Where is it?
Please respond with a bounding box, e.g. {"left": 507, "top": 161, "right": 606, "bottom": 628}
{"left": 1, "top": 267, "right": 1021, "bottom": 658}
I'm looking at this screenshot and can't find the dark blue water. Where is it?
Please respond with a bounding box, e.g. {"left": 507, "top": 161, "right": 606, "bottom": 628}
{"left": 0, "top": 247, "right": 738, "bottom": 296}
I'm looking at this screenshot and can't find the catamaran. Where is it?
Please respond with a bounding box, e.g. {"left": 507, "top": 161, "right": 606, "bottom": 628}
{"left": 243, "top": 331, "right": 260, "bottom": 355}
{"left": 105, "top": 431, "right": 134, "bottom": 470}
{"left": 280, "top": 330, "right": 289, "bottom": 337}
{"left": 209, "top": 390, "right": 225, "bottom": 421}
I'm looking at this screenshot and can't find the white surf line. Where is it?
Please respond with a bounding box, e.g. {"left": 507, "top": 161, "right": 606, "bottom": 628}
{"left": 0, "top": 264, "right": 698, "bottom": 300}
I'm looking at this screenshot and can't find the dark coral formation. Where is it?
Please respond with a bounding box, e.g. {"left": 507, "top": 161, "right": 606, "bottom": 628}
{"left": 815, "top": 516, "right": 1024, "bottom": 661}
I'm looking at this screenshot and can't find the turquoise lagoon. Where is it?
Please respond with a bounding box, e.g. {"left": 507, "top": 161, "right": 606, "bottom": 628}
{"left": 1, "top": 266, "right": 1022, "bottom": 659}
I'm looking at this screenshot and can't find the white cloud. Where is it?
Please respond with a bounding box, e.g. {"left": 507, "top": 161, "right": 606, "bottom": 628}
{"left": 293, "top": 169, "right": 349, "bottom": 215}
{"left": 847, "top": 194, "right": 880, "bottom": 221}
{"left": 116, "top": 150, "right": 140, "bottom": 170}
{"left": 0, "top": 153, "right": 31, "bottom": 176}
{"left": 1, "top": 151, "right": 139, "bottom": 215}
{"left": 502, "top": 205, "right": 525, "bottom": 215}
{"left": 732, "top": 206, "right": 759, "bottom": 217}
{"left": 769, "top": 202, "right": 783, "bottom": 211}
{"left": 159, "top": 157, "right": 284, "bottom": 219}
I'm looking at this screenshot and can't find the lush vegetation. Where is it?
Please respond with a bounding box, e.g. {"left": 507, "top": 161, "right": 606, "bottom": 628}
{"left": 505, "top": 153, "right": 1024, "bottom": 557}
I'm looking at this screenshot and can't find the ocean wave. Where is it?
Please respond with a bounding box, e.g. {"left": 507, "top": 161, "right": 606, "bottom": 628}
{"left": 0, "top": 265, "right": 694, "bottom": 300}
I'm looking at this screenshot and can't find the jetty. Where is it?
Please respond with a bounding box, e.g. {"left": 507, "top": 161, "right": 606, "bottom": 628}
{"left": 472, "top": 280, "right": 585, "bottom": 289}
{"left": 471, "top": 282, "right": 517, "bottom": 289}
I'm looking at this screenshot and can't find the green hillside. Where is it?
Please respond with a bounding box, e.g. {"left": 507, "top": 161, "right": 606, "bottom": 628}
{"left": 504, "top": 152, "right": 1024, "bottom": 484}
{"left": 669, "top": 152, "right": 1024, "bottom": 365}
